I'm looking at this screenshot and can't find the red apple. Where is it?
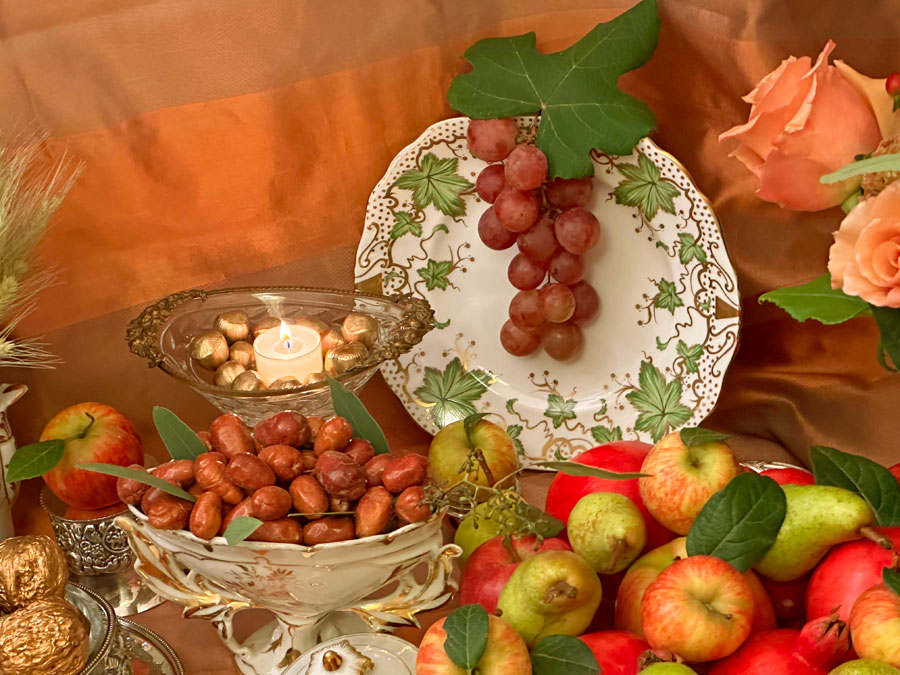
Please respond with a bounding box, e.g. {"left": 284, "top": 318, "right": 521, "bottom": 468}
{"left": 579, "top": 629, "right": 650, "bottom": 675}
{"left": 890, "top": 462, "right": 900, "bottom": 484}
{"left": 641, "top": 555, "right": 754, "bottom": 662}
{"left": 806, "top": 527, "right": 900, "bottom": 622}
{"left": 545, "top": 442, "right": 674, "bottom": 549}
{"left": 638, "top": 432, "right": 740, "bottom": 535}
{"left": 849, "top": 583, "right": 900, "bottom": 666}
{"left": 64, "top": 502, "right": 128, "bottom": 520}
{"left": 41, "top": 402, "right": 144, "bottom": 509}
{"left": 744, "top": 566, "right": 777, "bottom": 634}
{"left": 416, "top": 613, "right": 532, "bottom": 675}
{"left": 458, "top": 534, "right": 571, "bottom": 613}
{"left": 760, "top": 467, "right": 815, "bottom": 486}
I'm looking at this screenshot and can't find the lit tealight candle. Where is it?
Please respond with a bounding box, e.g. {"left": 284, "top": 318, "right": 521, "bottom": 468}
{"left": 253, "top": 321, "right": 323, "bottom": 385}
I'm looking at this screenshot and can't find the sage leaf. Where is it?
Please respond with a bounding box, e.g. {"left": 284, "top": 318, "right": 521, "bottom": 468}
{"left": 686, "top": 472, "right": 786, "bottom": 572}
{"left": 820, "top": 153, "right": 900, "bottom": 184}
{"left": 326, "top": 376, "right": 389, "bottom": 455}
{"left": 760, "top": 274, "right": 870, "bottom": 325}
{"left": 534, "top": 460, "right": 646, "bottom": 480}
{"left": 153, "top": 406, "right": 207, "bottom": 460}
{"left": 7, "top": 439, "right": 65, "bottom": 482}
{"left": 223, "top": 516, "right": 263, "bottom": 545}
{"left": 680, "top": 427, "right": 732, "bottom": 447}
{"left": 810, "top": 446, "right": 900, "bottom": 527}
{"left": 531, "top": 634, "right": 600, "bottom": 675}
{"left": 873, "top": 307, "right": 900, "bottom": 373}
{"left": 884, "top": 568, "right": 900, "bottom": 597}
{"left": 77, "top": 463, "right": 196, "bottom": 503}
{"left": 442, "top": 604, "right": 489, "bottom": 669}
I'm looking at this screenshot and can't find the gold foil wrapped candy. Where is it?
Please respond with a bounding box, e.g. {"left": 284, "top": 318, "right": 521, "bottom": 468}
{"left": 214, "top": 310, "right": 252, "bottom": 343}
{"left": 321, "top": 327, "right": 347, "bottom": 355}
{"left": 190, "top": 331, "right": 229, "bottom": 370}
{"left": 293, "top": 315, "right": 330, "bottom": 336}
{"left": 0, "top": 535, "right": 68, "bottom": 613}
{"left": 0, "top": 596, "right": 90, "bottom": 675}
{"left": 324, "top": 342, "right": 369, "bottom": 377}
{"left": 214, "top": 360, "right": 246, "bottom": 387}
{"left": 303, "top": 372, "right": 328, "bottom": 385}
{"left": 229, "top": 340, "right": 256, "bottom": 369}
{"left": 341, "top": 313, "right": 378, "bottom": 349}
{"left": 269, "top": 376, "right": 302, "bottom": 390}
{"left": 252, "top": 316, "right": 282, "bottom": 340}
{"left": 232, "top": 370, "right": 265, "bottom": 391}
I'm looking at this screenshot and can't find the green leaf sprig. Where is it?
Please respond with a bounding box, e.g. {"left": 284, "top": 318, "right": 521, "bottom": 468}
{"left": 531, "top": 634, "right": 600, "bottom": 675}
{"left": 7, "top": 412, "right": 97, "bottom": 482}
{"left": 77, "top": 463, "right": 196, "bottom": 503}
{"left": 447, "top": 0, "right": 659, "bottom": 178}
{"left": 223, "top": 516, "right": 263, "bottom": 545}
{"left": 153, "top": 406, "right": 207, "bottom": 460}
{"left": 685, "top": 472, "right": 786, "bottom": 572}
{"left": 819, "top": 153, "right": 900, "bottom": 184}
{"left": 885, "top": 567, "right": 900, "bottom": 597}
{"left": 534, "top": 460, "right": 646, "bottom": 480}
{"left": 810, "top": 446, "right": 900, "bottom": 527}
{"left": 760, "top": 274, "right": 870, "bottom": 325}
{"left": 442, "top": 604, "right": 489, "bottom": 670}
{"left": 679, "top": 427, "right": 732, "bottom": 447}
{"left": 327, "top": 376, "right": 389, "bottom": 455}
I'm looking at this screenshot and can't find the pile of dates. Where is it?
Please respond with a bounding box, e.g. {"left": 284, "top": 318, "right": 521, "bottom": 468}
{"left": 116, "top": 411, "right": 432, "bottom": 545}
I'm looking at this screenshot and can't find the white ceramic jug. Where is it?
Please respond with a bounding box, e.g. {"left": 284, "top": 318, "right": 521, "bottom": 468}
{"left": 0, "top": 383, "right": 26, "bottom": 542}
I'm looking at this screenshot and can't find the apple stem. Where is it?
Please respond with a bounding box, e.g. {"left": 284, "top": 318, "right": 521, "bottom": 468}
{"left": 860, "top": 526, "right": 894, "bottom": 550}
{"left": 69, "top": 413, "right": 96, "bottom": 441}
{"left": 501, "top": 535, "right": 520, "bottom": 562}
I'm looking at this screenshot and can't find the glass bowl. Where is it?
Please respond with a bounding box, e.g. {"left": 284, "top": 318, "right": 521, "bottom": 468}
{"left": 126, "top": 286, "right": 433, "bottom": 424}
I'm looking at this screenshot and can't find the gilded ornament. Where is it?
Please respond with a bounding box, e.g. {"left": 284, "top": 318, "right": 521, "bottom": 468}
{"left": 231, "top": 370, "right": 265, "bottom": 391}
{"left": 269, "top": 376, "right": 302, "bottom": 390}
{"left": 0, "top": 535, "right": 68, "bottom": 613}
{"left": 292, "top": 315, "right": 331, "bottom": 336}
{"left": 341, "top": 313, "right": 379, "bottom": 349}
{"left": 303, "top": 372, "right": 328, "bottom": 385}
{"left": 305, "top": 640, "right": 373, "bottom": 674}
{"left": 189, "top": 331, "right": 229, "bottom": 370}
{"left": 229, "top": 340, "right": 256, "bottom": 369}
{"left": 321, "top": 327, "right": 347, "bottom": 355}
{"left": 214, "top": 310, "right": 252, "bottom": 343}
{"left": 214, "top": 360, "right": 246, "bottom": 388}
{"left": 252, "top": 316, "right": 282, "bottom": 340}
{"left": 324, "top": 343, "right": 368, "bottom": 377}
{"left": 0, "top": 596, "right": 90, "bottom": 675}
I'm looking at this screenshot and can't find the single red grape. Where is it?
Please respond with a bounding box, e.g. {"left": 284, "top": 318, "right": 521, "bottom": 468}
{"left": 548, "top": 249, "right": 584, "bottom": 285}
{"left": 508, "top": 253, "right": 547, "bottom": 290}
{"left": 538, "top": 283, "right": 576, "bottom": 323}
{"left": 500, "top": 320, "right": 541, "bottom": 357}
{"left": 517, "top": 215, "right": 559, "bottom": 263}
{"left": 466, "top": 118, "right": 517, "bottom": 162}
{"left": 542, "top": 322, "right": 584, "bottom": 360}
{"left": 569, "top": 280, "right": 600, "bottom": 325}
{"left": 886, "top": 72, "right": 900, "bottom": 96}
{"left": 504, "top": 144, "right": 548, "bottom": 191}
{"left": 476, "top": 164, "right": 508, "bottom": 203}
{"left": 555, "top": 208, "right": 600, "bottom": 254}
{"left": 494, "top": 188, "right": 540, "bottom": 232}
{"left": 478, "top": 207, "right": 517, "bottom": 250}
{"left": 509, "top": 290, "right": 545, "bottom": 331}
{"left": 546, "top": 177, "right": 594, "bottom": 209}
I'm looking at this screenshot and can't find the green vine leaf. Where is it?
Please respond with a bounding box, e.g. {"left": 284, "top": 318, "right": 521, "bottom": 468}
{"left": 544, "top": 394, "right": 577, "bottom": 429}
{"left": 615, "top": 153, "right": 680, "bottom": 220}
{"left": 446, "top": 0, "right": 660, "bottom": 178}
{"left": 443, "top": 604, "right": 489, "bottom": 669}
{"left": 677, "top": 232, "right": 707, "bottom": 264}
{"left": 677, "top": 340, "right": 703, "bottom": 373}
{"left": 626, "top": 361, "right": 692, "bottom": 442}
{"left": 654, "top": 278, "right": 684, "bottom": 314}
{"left": 389, "top": 211, "right": 422, "bottom": 239}
{"left": 506, "top": 424, "right": 525, "bottom": 455}
{"left": 416, "top": 259, "right": 453, "bottom": 291}
{"left": 393, "top": 154, "right": 473, "bottom": 217}
{"left": 590, "top": 425, "right": 623, "bottom": 443}
{"left": 505, "top": 398, "right": 518, "bottom": 414}
{"left": 760, "top": 274, "right": 870, "bottom": 325}
{"left": 414, "top": 357, "right": 491, "bottom": 428}
{"left": 434, "top": 318, "right": 451, "bottom": 330}
{"left": 7, "top": 440, "right": 64, "bottom": 482}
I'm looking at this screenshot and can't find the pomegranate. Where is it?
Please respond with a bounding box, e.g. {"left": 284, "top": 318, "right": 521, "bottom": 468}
{"left": 760, "top": 573, "right": 810, "bottom": 620}
{"left": 806, "top": 527, "right": 900, "bottom": 622}
{"left": 708, "top": 613, "right": 849, "bottom": 675}
{"left": 579, "top": 630, "right": 650, "bottom": 675}
{"left": 760, "top": 467, "right": 815, "bottom": 486}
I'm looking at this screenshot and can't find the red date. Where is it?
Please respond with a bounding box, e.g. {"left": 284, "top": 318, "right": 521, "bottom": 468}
{"left": 314, "top": 451, "right": 366, "bottom": 500}
{"left": 381, "top": 454, "right": 428, "bottom": 494}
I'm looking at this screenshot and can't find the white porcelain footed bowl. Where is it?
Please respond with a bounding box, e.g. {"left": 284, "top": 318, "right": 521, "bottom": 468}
{"left": 116, "top": 508, "right": 459, "bottom": 675}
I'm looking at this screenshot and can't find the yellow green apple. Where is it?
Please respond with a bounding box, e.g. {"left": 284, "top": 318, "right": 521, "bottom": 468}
{"left": 428, "top": 418, "right": 518, "bottom": 493}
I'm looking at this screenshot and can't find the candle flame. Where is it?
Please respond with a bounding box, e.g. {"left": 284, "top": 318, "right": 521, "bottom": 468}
{"left": 279, "top": 321, "right": 293, "bottom": 343}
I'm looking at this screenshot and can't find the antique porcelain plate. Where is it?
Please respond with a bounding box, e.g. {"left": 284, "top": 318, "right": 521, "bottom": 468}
{"left": 355, "top": 117, "right": 740, "bottom": 463}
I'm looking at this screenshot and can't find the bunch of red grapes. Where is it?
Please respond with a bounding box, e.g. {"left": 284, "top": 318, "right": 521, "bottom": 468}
{"left": 467, "top": 117, "right": 601, "bottom": 361}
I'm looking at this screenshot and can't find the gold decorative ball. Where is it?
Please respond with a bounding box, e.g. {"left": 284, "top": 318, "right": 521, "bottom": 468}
{"left": 252, "top": 316, "right": 282, "bottom": 340}
{"left": 269, "top": 376, "right": 302, "bottom": 390}
{"left": 324, "top": 342, "right": 369, "bottom": 377}
{"left": 303, "top": 372, "right": 328, "bottom": 385}
{"left": 214, "top": 310, "right": 252, "bottom": 343}
{"left": 291, "top": 315, "right": 330, "bottom": 336}
{"left": 231, "top": 370, "right": 265, "bottom": 391}
{"left": 189, "top": 331, "right": 229, "bottom": 370}
{"left": 321, "top": 327, "right": 347, "bottom": 355}
{"left": 341, "top": 313, "right": 379, "bottom": 349}
{"left": 0, "top": 596, "right": 90, "bottom": 675}
{"left": 229, "top": 340, "right": 256, "bottom": 369}
{"left": 214, "top": 360, "right": 246, "bottom": 388}
{"left": 0, "top": 535, "right": 68, "bottom": 613}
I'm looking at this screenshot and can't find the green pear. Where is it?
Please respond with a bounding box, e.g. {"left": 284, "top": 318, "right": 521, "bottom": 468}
{"left": 829, "top": 660, "right": 900, "bottom": 674}
{"left": 754, "top": 485, "right": 874, "bottom": 582}
{"left": 568, "top": 492, "right": 647, "bottom": 574}
{"left": 453, "top": 502, "right": 518, "bottom": 566}
{"left": 640, "top": 664, "right": 699, "bottom": 674}
{"left": 496, "top": 549, "right": 602, "bottom": 647}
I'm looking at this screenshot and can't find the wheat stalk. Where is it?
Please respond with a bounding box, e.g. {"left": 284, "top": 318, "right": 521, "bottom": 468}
{"left": 0, "top": 139, "right": 77, "bottom": 369}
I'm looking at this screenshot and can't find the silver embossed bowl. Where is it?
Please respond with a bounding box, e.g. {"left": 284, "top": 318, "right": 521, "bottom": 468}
{"left": 67, "top": 582, "right": 131, "bottom": 675}
{"left": 125, "top": 286, "right": 434, "bottom": 425}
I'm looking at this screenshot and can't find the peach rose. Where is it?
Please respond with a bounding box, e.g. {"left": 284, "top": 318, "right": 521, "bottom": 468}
{"left": 828, "top": 181, "right": 900, "bottom": 307}
{"left": 720, "top": 41, "right": 881, "bottom": 211}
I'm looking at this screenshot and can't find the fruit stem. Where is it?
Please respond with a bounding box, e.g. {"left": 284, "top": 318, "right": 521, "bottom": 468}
{"left": 473, "top": 447, "right": 497, "bottom": 487}
{"left": 544, "top": 580, "right": 577, "bottom": 603}
{"left": 69, "top": 413, "right": 96, "bottom": 441}
{"left": 860, "top": 526, "right": 894, "bottom": 550}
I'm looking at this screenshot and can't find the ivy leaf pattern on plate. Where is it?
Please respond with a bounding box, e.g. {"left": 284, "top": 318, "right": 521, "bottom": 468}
{"left": 417, "top": 259, "right": 453, "bottom": 291}
{"left": 506, "top": 424, "right": 525, "bottom": 455}
{"left": 390, "top": 211, "right": 422, "bottom": 239}
{"left": 414, "top": 357, "right": 491, "bottom": 428}
{"left": 614, "top": 152, "right": 680, "bottom": 220}
{"left": 626, "top": 361, "right": 692, "bottom": 442}
{"left": 544, "top": 394, "right": 577, "bottom": 429}
{"left": 677, "top": 339, "right": 703, "bottom": 373}
{"left": 591, "top": 425, "right": 623, "bottom": 443}
{"left": 655, "top": 278, "right": 684, "bottom": 314}
{"left": 677, "top": 232, "right": 707, "bottom": 264}
{"left": 393, "top": 153, "right": 473, "bottom": 217}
